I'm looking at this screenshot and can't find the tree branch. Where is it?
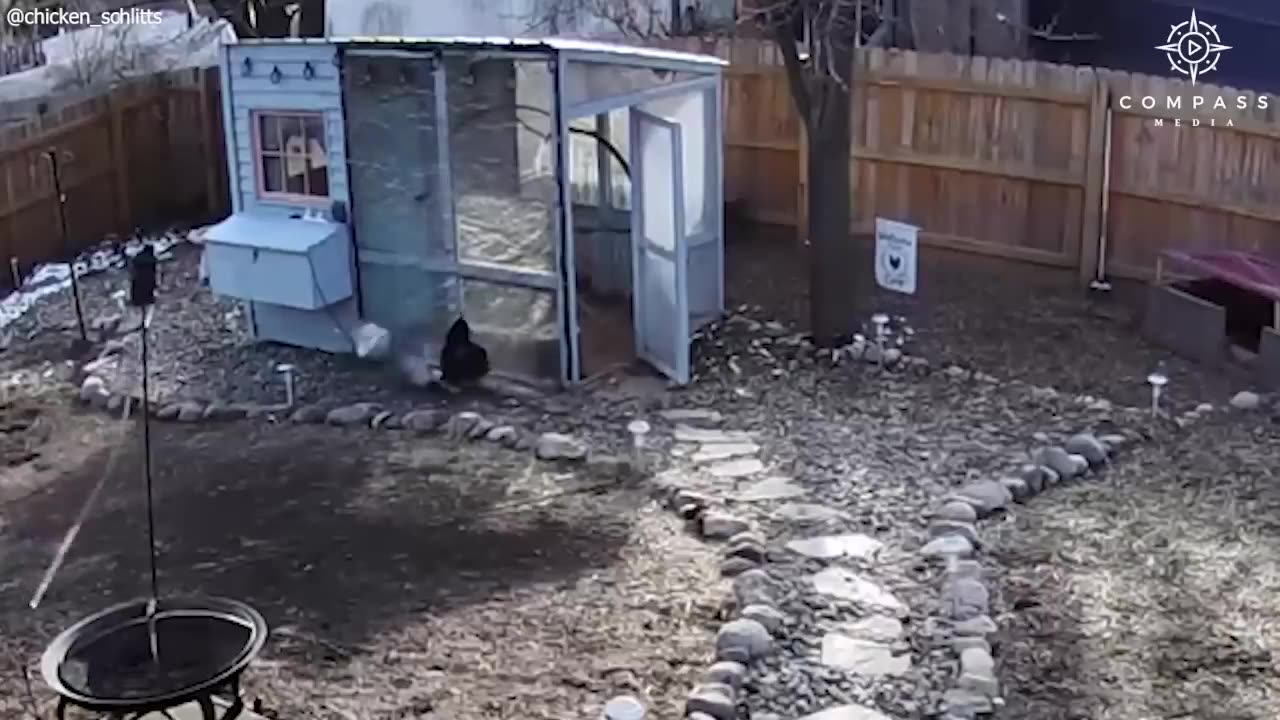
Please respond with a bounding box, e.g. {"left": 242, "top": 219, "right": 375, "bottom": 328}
{"left": 772, "top": 15, "right": 812, "bottom": 124}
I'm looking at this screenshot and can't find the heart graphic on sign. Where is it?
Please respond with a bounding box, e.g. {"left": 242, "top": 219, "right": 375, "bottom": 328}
{"left": 888, "top": 255, "right": 902, "bottom": 271}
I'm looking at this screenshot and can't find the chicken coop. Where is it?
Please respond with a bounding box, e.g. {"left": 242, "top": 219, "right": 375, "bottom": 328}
{"left": 206, "top": 35, "right": 726, "bottom": 386}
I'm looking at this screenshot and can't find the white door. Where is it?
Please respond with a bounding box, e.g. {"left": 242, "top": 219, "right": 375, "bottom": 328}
{"left": 630, "top": 108, "right": 691, "bottom": 384}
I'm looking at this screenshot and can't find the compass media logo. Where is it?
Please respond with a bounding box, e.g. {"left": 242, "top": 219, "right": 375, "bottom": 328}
{"left": 1115, "top": 8, "right": 1270, "bottom": 129}
{"left": 1155, "top": 9, "right": 1229, "bottom": 85}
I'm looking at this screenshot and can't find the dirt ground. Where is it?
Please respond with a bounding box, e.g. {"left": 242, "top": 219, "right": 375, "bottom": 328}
{"left": 0, "top": 404, "right": 722, "bottom": 720}
{"left": 987, "top": 416, "right": 1280, "bottom": 720}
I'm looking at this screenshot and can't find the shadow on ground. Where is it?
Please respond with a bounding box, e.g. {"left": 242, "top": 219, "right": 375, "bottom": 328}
{"left": 725, "top": 223, "right": 1255, "bottom": 409}
{"left": 0, "top": 420, "right": 631, "bottom": 658}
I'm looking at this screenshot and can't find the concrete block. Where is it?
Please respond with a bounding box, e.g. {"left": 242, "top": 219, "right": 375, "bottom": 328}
{"left": 1260, "top": 326, "right": 1280, "bottom": 390}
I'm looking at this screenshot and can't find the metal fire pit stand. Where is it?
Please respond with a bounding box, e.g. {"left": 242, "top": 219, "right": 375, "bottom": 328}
{"left": 53, "top": 674, "right": 246, "bottom": 720}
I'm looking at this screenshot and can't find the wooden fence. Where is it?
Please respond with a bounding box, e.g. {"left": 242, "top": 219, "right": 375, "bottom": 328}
{"left": 0, "top": 67, "right": 228, "bottom": 282}
{"left": 659, "top": 38, "right": 1280, "bottom": 283}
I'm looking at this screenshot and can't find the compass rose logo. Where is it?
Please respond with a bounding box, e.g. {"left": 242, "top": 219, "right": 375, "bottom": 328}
{"left": 1156, "top": 9, "right": 1231, "bottom": 85}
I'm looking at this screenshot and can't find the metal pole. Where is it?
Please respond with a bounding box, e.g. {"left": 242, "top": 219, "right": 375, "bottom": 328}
{"left": 141, "top": 308, "right": 161, "bottom": 662}
{"left": 46, "top": 150, "right": 88, "bottom": 342}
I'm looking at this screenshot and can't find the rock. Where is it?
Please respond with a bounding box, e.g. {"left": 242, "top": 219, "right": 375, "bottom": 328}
{"left": 720, "top": 557, "right": 758, "bottom": 577}
{"left": 290, "top": 405, "right": 326, "bottom": 424}
{"left": 839, "top": 614, "right": 905, "bottom": 643}
{"left": 920, "top": 535, "right": 974, "bottom": 559}
{"left": 715, "top": 619, "right": 773, "bottom": 662}
{"left": 535, "top": 432, "right": 588, "bottom": 461}
{"left": 446, "top": 412, "right": 484, "bottom": 438}
{"left": 950, "top": 481, "right": 1012, "bottom": 517}
{"left": 78, "top": 376, "right": 110, "bottom": 406}
{"left": 370, "top": 410, "right": 394, "bottom": 429}
{"left": 945, "top": 365, "right": 969, "bottom": 379}
{"left": 933, "top": 501, "right": 978, "bottom": 524}
{"left": 673, "top": 425, "right": 754, "bottom": 444}
{"left": 402, "top": 409, "right": 445, "bottom": 432}
{"left": 690, "top": 442, "right": 759, "bottom": 464}
{"left": 953, "top": 615, "right": 998, "bottom": 636}
{"left": 943, "top": 688, "right": 993, "bottom": 715}
{"left": 725, "top": 540, "right": 767, "bottom": 564}
{"left": 740, "top": 604, "right": 787, "bottom": 635}
{"left": 812, "top": 568, "right": 906, "bottom": 613}
{"left": 155, "top": 403, "right": 182, "bottom": 420}
{"left": 707, "top": 458, "right": 765, "bottom": 478}
{"left": 735, "top": 476, "right": 805, "bottom": 501}
{"left": 946, "top": 558, "right": 984, "bottom": 580}
{"left": 1065, "top": 432, "right": 1109, "bottom": 466}
{"left": 774, "top": 503, "right": 852, "bottom": 524}
{"left": 959, "top": 647, "right": 999, "bottom": 696}
{"left": 176, "top": 402, "right": 204, "bottom": 423}
{"left": 882, "top": 347, "right": 903, "bottom": 366}
{"left": 1067, "top": 453, "right": 1090, "bottom": 476}
{"left": 704, "top": 660, "right": 747, "bottom": 691}
{"left": 1034, "top": 446, "right": 1080, "bottom": 479}
{"left": 659, "top": 409, "right": 723, "bottom": 425}
{"left": 467, "top": 418, "right": 496, "bottom": 439}
{"left": 726, "top": 531, "right": 764, "bottom": 548}
{"left": 929, "top": 520, "right": 979, "bottom": 546}
{"left": 953, "top": 635, "right": 992, "bottom": 654}
{"left": 794, "top": 706, "right": 895, "bottom": 720}
{"left": 1000, "top": 476, "right": 1030, "bottom": 502}
{"left": 821, "top": 633, "right": 911, "bottom": 676}
{"left": 326, "top": 403, "right": 379, "bottom": 426}
{"left": 1099, "top": 433, "right": 1127, "bottom": 452}
{"left": 1231, "top": 391, "right": 1262, "bottom": 411}
{"left": 203, "top": 402, "right": 248, "bottom": 421}
{"left": 674, "top": 489, "right": 712, "bottom": 510}
{"left": 733, "top": 569, "right": 779, "bottom": 607}
{"left": 678, "top": 503, "right": 702, "bottom": 520}
{"left": 602, "top": 695, "right": 646, "bottom": 720}
{"left": 701, "top": 511, "right": 750, "bottom": 540}
{"left": 785, "top": 533, "right": 883, "bottom": 560}
{"left": 686, "top": 683, "right": 736, "bottom": 720}
{"left": 1019, "top": 464, "right": 1048, "bottom": 494}
{"left": 863, "top": 344, "right": 883, "bottom": 364}
{"left": 943, "top": 578, "right": 990, "bottom": 620}
{"left": 587, "top": 454, "right": 631, "bottom": 479}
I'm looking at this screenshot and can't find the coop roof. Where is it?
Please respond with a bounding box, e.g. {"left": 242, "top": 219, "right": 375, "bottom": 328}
{"left": 228, "top": 35, "right": 727, "bottom": 68}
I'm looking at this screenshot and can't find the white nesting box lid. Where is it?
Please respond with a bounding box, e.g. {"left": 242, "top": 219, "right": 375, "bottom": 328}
{"left": 203, "top": 212, "right": 353, "bottom": 311}
{"left": 204, "top": 213, "right": 343, "bottom": 253}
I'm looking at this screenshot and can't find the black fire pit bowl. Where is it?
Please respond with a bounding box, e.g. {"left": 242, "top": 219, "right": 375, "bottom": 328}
{"left": 41, "top": 596, "right": 267, "bottom": 715}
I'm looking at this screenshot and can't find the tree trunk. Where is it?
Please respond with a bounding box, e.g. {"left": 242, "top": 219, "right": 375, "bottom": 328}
{"left": 806, "top": 81, "right": 856, "bottom": 346}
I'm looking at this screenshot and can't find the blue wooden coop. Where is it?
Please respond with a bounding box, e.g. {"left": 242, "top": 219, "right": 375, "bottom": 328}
{"left": 206, "top": 36, "right": 726, "bottom": 386}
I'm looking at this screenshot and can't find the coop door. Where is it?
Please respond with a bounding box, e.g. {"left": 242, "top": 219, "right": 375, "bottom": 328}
{"left": 630, "top": 109, "right": 691, "bottom": 384}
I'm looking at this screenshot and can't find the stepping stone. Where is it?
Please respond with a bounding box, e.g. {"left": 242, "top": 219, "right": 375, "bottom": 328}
{"left": 786, "top": 534, "right": 883, "bottom": 560}
{"left": 1065, "top": 432, "right": 1109, "bottom": 466}
{"left": 811, "top": 568, "right": 905, "bottom": 613}
{"left": 837, "top": 614, "right": 904, "bottom": 643}
{"left": 795, "top": 706, "right": 895, "bottom": 720}
{"left": 949, "top": 480, "right": 1012, "bottom": 517}
{"left": 708, "top": 458, "right": 764, "bottom": 478}
{"left": 736, "top": 476, "right": 806, "bottom": 502}
{"left": 821, "top": 633, "right": 911, "bottom": 677}
{"left": 659, "top": 409, "right": 724, "bottom": 425}
{"left": 920, "top": 535, "right": 973, "bottom": 559}
{"left": 775, "top": 503, "right": 852, "bottom": 524}
{"left": 673, "top": 425, "right": 754, "bottom": 444}
{"left": 692, "top": 442, "right": 761, "bottom": 464}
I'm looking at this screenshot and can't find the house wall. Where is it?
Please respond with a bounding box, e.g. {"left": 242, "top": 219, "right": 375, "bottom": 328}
{"left": 324, "top": 0, "right": 677, "bottom": 38}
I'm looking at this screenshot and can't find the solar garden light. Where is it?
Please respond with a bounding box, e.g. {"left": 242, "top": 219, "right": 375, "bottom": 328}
{"left": 871, "top": 313, "right": 889, "bottom": 362}
{"left": 627, "top": 419, "right": 651, "bottom": 471}
{"left": 9, "top": 257, "right": 18, "bottom": 289}
{"left": 275, "top": 363, "right": 297, "bottom": 408}
{"left": 1147, "top": 367, "right": 1168, "bottom": 417}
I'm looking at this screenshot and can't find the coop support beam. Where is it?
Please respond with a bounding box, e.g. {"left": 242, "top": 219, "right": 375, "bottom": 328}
{"left": 564, "top": 76, "right": 719, "bottom": 120}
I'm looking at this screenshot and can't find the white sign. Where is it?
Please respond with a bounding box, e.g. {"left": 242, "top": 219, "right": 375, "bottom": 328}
{"left": 1156, "top": 9, "right": 1230, "bottom": 85}
{"left": 874, "top": 218, "right": 918, "bottom": 295}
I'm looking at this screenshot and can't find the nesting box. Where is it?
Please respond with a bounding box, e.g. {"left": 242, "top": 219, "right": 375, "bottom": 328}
{"left": 204, "top": 213, "right": 353, "bottom": 310}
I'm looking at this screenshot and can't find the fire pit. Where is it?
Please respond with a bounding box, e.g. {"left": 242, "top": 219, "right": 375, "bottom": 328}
{"left": 40, "top": 596, "right": 267, "bottom": 720}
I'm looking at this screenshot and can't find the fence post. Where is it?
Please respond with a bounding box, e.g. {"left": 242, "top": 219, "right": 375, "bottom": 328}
{"left": 106, "top": 91, "right": 133, "bottom": 234}
{"left": 1077, "top": 73, "right": 1110, "bottom": 285}
{"left": 797, "top": 120, "right": 809, "bottom": 243}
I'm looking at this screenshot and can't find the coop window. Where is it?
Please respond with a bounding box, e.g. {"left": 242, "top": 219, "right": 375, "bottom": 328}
{"left": 252, "top": 111, "right": 330, "bottom": 201}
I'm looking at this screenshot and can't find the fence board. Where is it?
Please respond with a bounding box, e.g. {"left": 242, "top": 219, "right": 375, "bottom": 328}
{"left": 0, "top": 68, "right": 229, "bottom": 284}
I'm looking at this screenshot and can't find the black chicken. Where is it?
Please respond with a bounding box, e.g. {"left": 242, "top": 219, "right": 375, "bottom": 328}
{"left": 439, "top": 317, "right": 490, "bottom": 386}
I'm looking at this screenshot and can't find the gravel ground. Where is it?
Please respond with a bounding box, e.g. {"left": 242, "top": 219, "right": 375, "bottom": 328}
{"left": 0, "top": 416, "right": 724, "bottom": 720}
{"left": 987, "top": 415, "right": 1280, "bottom": 720}
{"left": 2, "top": 222, "right": 1279, "bottom": 720}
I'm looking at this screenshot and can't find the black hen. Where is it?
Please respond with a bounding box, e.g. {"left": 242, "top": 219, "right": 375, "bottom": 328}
{"left": 439, "top": 317, "right": 490, "bottom": 385}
